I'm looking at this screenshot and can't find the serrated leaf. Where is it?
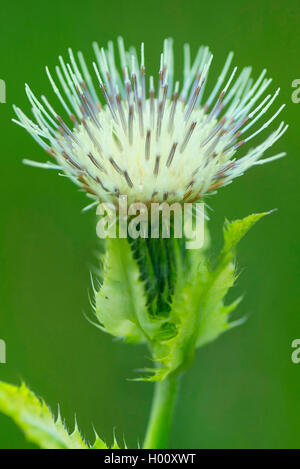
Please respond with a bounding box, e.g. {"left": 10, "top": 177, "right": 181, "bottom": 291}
{"left": 111, "top": 438, "right": 120, "bottom": 449}
{"left": 145, "top": 212, "right": 268, "bottom": 380}
{"left": 92, "top": 435, "right": 109, "bottom": 449}
{"left": 146, "top": 249, "right": 212, "bottom": 381}
{"left": 221, "top": 212, "right": 269, "bottom": 259}
{"left": 196, "top": 212, "right": 268, "bottom": 346}
{"left": 195, "top": 262, "right": 237, "bottom": 347}
{"left": 95, "top": 238, "right": 148, "bottom": 343}
{"left": 91, "top": 432, "right": 121, "bottom": 449}
{"left": 0, "top": 381, "right": 88, "bottom": 449}
{"left": 93, "top": 213, "right": 268, "bottom": 381}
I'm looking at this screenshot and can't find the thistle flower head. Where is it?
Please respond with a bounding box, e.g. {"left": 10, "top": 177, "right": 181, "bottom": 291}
{"left": 14, "top": 38, "right": 287, "bottom": 206}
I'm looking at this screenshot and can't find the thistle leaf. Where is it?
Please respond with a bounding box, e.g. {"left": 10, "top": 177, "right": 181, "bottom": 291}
{"left": 146, "top": 253, "right": 208, "bottom": 381}
{"left": 221, "top": 212, "right": 269, "bottom": 260}
{"left": 92, "top": 434, "right": 110, "bottom": 449}
{"left": 93, "top": 213, "right": 269, "bottom": 381}
{"left": 145, "top": 212, "right": 269, "bottom": 380}
{"left": 95, "top": 238, "right": 148, "bottom": 343}
{"left": 0, "top": 381, "right": 88, "bottom": 449}
{"left": 196, "top": 212, "right": 268, "bottom": 347}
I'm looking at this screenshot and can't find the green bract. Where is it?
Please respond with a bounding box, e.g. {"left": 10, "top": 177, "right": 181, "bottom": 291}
{"left": 95, "top": 212, "right": 268, "bottom": 381}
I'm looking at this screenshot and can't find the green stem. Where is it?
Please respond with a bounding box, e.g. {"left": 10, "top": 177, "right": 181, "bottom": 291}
{"left": 143, "top": 373, "right": 180, "bottom": 449}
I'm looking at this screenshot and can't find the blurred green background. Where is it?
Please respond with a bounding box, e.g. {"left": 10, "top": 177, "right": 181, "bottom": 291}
{"left": 0, "top": 0, "right": 299, "bottom": 449}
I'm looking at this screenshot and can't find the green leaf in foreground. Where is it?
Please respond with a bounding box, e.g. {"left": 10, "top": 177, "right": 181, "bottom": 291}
{"left": 0, "top": 381, "right": 109, "bottom": 449}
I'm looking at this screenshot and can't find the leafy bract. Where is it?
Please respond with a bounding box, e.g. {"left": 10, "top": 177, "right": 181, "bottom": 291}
{"left": 95, "top": 238, "right": 169, "bottom": 344}
{"left": 94, "top": 213, "right": 268, "bottom": 381}
{"left": 195, "top": 212, "right": 268, "bottom": 347}
{"left": 95, "top": 238, "right": 149, "bottom": 343}
{"left": 148, "top": 212, "right": 268, "bottom": 380}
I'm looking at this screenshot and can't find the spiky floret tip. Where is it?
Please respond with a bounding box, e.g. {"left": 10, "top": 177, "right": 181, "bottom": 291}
{"left": 14, "top": 38, "right": 287, "bottom": 205}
